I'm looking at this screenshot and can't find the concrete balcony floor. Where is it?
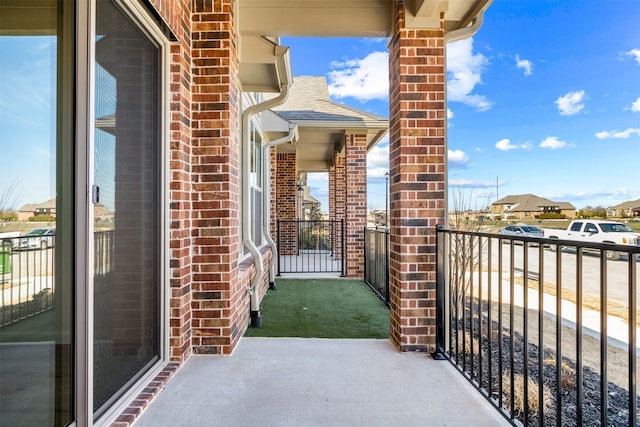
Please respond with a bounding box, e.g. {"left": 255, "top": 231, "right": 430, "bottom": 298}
{"left": 135, "top": 338, "right": 510, "bottom": 426}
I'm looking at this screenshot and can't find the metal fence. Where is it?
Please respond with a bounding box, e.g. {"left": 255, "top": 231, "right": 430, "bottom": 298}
{"left": 434, "top": 226, "right": 640, "bottom": 426}
{"left": 276, "top": 219, "right": 345, "bottom": 275}
{"left": 1, "top": 236, "right": 56, "bottom": 327}
{"left": 364, "top": 227, "right": 390, "bottom": 305}
{"left": 1, "top": 231, "right": 114, "bottom": 328}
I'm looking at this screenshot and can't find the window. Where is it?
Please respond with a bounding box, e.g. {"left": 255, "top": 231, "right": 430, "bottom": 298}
{"left": 570, "top": 222, "right": 583, "bottom": 232}
{"left": 249, "top": 120, "right": 264, "bottom": 245}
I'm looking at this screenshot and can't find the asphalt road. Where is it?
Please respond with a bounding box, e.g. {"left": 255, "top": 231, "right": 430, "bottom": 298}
{"left": 485, "top": 239, "right": 639, "bottom": 311}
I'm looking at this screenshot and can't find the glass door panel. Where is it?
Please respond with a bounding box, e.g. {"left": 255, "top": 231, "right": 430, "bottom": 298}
{"left": 0, "top": 1, "right": 74, "bottom": 426}
{"left": 93, "top": 0, "right": 161, "bottom": 416}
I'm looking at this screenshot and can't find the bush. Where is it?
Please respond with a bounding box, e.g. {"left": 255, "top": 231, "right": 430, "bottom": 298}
{"left": 0, "top": 211, "right": 17, "bottom": 222}
{"left": 537, "top": 213, "right": 566, "bottom": 219}
{"left": 28, "top": 215, "right": 55, "bottom": 222}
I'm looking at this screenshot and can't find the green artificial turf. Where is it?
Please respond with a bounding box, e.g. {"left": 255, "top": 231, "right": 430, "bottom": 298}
{"left": 244, "top": 278, "right": 389, "bottom": 339}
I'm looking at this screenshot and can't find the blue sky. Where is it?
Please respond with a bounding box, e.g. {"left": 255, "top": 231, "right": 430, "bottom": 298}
{"left": 283, "top": 0, "right": 640, "bottom": 213}
{"left": 1, "top": 1, "right": 638, "bottom": 215}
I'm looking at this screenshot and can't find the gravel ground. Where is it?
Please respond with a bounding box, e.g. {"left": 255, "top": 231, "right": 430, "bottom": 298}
{"left": 448, "top": 300, "right": 639, "bottom": 426}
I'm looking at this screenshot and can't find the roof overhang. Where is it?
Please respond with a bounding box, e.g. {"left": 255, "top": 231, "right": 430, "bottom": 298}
{"left": 238, "top": 0, "right": 493, "bottom": 38}
{"left": 277, "top": 123, "right": 388, "bottom": 173}
{"left": 238, "top": 36, "right": 293, "bottom": 92}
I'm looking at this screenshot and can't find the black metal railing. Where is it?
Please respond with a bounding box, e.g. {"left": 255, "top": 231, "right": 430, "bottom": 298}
{"left": 1, "top": 231, "right": 114, "bottom": 327}
{"left": 364, "top": 226, "right": 390, "bottom": 305}
{"left": 434, "top": 225, "right": 640, "bottom": 426}
{"left": 276, "top": 219, "right": 345, "bottom": 275}
{"left": 1, "top": 236, "right": 55, "bottom": 327}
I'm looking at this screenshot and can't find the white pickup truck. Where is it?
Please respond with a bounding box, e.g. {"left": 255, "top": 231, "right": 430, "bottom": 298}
{"left": 544, "top": 219, "right": 640, "bottom": 260}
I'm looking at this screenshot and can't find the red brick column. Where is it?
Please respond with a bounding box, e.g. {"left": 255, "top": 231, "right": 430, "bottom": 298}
{"left": 333, "top": 149, "right": 346, "bottom": 259}
{"left": 345, "top": 133, "right": 367, "bottom": 278}
{"left": 190, "top": 0, "right": 242, "bottom": 355}
{"left": 329, "top": 162, "right": 335, "bottom": 221}
{"left": 388, "top": 3, "right": 446, "bottom": 352}
{"left": 269, "top": 147, "right": 278, "bottom": 243}
{"left": 275, "top": 153, "right": 297, "bottom": 254}
{"left": 165, "top": 3, "right": 193, "bottom": 363}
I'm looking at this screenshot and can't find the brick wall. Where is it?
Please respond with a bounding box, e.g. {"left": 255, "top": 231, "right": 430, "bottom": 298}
{"left": 388, "top": 3, "right": 446, "bottom": 352}
{"left": 160, "top": 0, "right": 193, "bottom": 364}
{"left": 333, "top": 149, "right": 346, "bottom": 259}
{"left": 344, "top": 133, "right": 367, "bottom": 278}
{"left": 190, "top": 0, "right": 242, "bottom": 356}
{"left": 274, "top": 152, "right": 298, "bottom": 255}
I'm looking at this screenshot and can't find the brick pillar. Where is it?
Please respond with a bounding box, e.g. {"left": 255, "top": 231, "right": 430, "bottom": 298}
{"left": 333, "top": 148, "right": 346, "bottom": 260}
{"left": 269, "top": 147, "right": 277, "bottom": 243}
{"left": 275, "top": 153, "right": 297, "bottom": 254}
{"left": 345, "top": 133, "right": 367, "bottom": 278}
{"left": 328, "top": 162, "right": 335, "bottom": 221}
{"left": 328, "top": 161, "right": 336, "bottom": 256}
{"left": 388, "top": 3, "right": 446, "bottom": 352}
{"left": 190, "top": 0, "right": 242, "bottom": 355}
{"left": 167, "top": 7, "right": 193, "bottom": 363}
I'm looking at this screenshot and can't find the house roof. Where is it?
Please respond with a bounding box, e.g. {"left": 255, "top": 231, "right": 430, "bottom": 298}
{"left": 19, "top": 198, "right": 56, "bottom": 212}
{"left": 271, "top": 76, "right": 389, "bottom": 173}
{"left": 493, "top": 194, "right": 575, "bottom": 212}
{"left": 609, "top": 198, "right": 640, "bottom": 210}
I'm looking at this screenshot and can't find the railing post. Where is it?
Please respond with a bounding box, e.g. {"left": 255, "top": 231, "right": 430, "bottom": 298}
{"left": 384, "top": 227, "right": 390, "bottom": 306}
{"left": 276, "top": 219, "right": 281, "bottom": 276}
{"left": 363, "top": 227, "right": 368, "bottom": 283}
{"left": 340, "top": 219, "right": 345, "bottom": 277}
{"left": 432, "top": 224, "right": 447, "bottom": 360}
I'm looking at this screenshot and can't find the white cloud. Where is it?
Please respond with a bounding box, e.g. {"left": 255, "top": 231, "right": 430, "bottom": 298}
{"left": 595, "top": 128, "right": 640, "bottom": 139}
{"left": 327, "top": 51, "right": 389, "bottom": 101}
{"left": 447, "top": 108, "right": 454, "bottom": 119}
{"left": 495, "top": 138, "right": 517, "bottom": 151}
{"left": 630, "top": 97, "right": 640, "bottom": 112}
{"left": 367, "top": 167, "right": 390, "bottom": 179}
{"left": 448, "top": 149, "right": 470, "bottom": 168}
{"left": 624, "top": 48, "right": 640, "bottom": 65}
{"left": 367, "top": 139, "right": 389, "bottom": 169}
{"left": 447, "top": 38, "right": 492, "bottom": 111}
{"left": 555, "top": 90, "right": 586, "bottom": 116}
{"left": 539, "top": 136, "right": 569, "bottom": 149}
{"left": 515, "top": 54, "right": 533, "bottom": 76}
{"left": 495, "top": 138, "right": 530, "bottom": 151}
{"left": 449, "top": 179, "right": 497, "bottom": 189}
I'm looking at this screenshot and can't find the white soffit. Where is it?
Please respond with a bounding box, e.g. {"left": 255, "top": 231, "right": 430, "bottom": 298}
{"left": 239, "top": 0, "right": 395, "bottom": 37}
{"left": 238, "top": 0, "right": 492, "bottom": 37}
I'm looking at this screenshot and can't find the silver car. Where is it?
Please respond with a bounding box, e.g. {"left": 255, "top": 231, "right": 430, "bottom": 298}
{"left": 17, "top": 227, "right": 56, "bottom": 250}
{"left": 498, "top": 224, "right": 544, "bottom": 239}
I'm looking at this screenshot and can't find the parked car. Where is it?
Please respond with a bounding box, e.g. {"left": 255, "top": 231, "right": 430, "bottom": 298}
{"left": 498, "top": 224, "right": 544, "bottom": 239}
{"left": 16, "top": 227, "right": 56, "bottom": 250}
{"left": 544, "top": 219, "right": 640, "bottom": 260}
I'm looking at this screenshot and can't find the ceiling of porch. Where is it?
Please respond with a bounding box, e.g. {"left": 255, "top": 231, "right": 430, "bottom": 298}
{"left": 238, "top": 0, "right": 493, "bottom": 37}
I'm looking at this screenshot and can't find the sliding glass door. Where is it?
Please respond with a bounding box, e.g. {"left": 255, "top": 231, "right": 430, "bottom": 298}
{"left": 92, "top": 0, "right": 163, "bottom": 418}
{"left": 0, "top": 1, "right": 74, "bottom": 425}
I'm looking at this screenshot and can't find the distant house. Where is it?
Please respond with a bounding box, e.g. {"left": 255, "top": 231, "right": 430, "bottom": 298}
{"left": 607, "top": 199, "right": 640, "bottom": 218}
{"left": 490, "top": 194, "right": 576, "bottom": 220}
{"left": 18, "top": 198, "right": 56, "bottom": 221}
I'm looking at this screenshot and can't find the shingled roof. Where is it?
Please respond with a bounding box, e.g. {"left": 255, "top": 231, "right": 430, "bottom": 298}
{"left": 609, "top": 198, "right": 640, "bottom": 210}
{"left": 493, "top": 194, "right": 575, "bottom": 212}
{"left": 272, "top": 76, "right": 387, "bottom": 124}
